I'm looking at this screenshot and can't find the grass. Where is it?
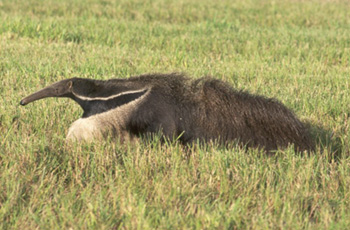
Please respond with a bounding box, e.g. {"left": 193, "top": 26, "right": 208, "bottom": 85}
{"left": 1, "top": 0, "right": 350, "bottom": 229}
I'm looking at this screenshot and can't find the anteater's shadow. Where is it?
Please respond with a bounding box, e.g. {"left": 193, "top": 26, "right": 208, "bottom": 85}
{"left": 307, "top": 122, "right": 345, "bottom": 159}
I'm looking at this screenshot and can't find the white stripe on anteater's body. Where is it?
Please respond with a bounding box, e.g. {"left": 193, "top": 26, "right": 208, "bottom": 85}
{"left": 66, "top": 89, "right": 151, "bottom": 142}
{"left": 71, "top": 88, "right": 147, "bottom": 101}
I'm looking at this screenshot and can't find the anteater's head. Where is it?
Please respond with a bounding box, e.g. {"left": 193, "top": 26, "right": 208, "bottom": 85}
{"left": 20, "top": 79, "right": 74, "bottom": 106}
{"left": 20, "top": 78, "right": 149, "bottom": 118}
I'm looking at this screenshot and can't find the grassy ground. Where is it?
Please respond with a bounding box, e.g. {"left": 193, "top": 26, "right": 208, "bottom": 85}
{"left": 1, "top": 0, "right": 350, "bottom": 229}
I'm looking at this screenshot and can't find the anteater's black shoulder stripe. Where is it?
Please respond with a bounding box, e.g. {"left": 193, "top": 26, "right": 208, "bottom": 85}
{"left": 82, "top": 89, "right": 149, "bottom": 118}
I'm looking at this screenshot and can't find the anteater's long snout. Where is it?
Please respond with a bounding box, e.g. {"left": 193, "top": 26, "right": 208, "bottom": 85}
{"left": 20, "top": 87, "right": 57, "bottom": 106}
{"left": 20, "top": 80, "right": 73, "bottom": 106}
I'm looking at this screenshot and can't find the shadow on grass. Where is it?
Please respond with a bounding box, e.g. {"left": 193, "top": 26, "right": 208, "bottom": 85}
{"left": 307, "top": 122, "right": 347, "bottom": 160}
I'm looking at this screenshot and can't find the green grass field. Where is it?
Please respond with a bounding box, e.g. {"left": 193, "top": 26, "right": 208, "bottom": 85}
{"left": 1, "top": 0, "right": 350, "bottom": 229}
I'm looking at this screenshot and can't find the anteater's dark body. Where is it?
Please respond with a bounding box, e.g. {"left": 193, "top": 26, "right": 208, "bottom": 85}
{"left": 20, "top": 73, "right": 315, "bottom": 152}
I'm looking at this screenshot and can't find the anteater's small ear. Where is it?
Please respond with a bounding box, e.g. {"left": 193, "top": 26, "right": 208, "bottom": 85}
{"left": 67, "top": 80, "right": 73, "bottom": 91}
